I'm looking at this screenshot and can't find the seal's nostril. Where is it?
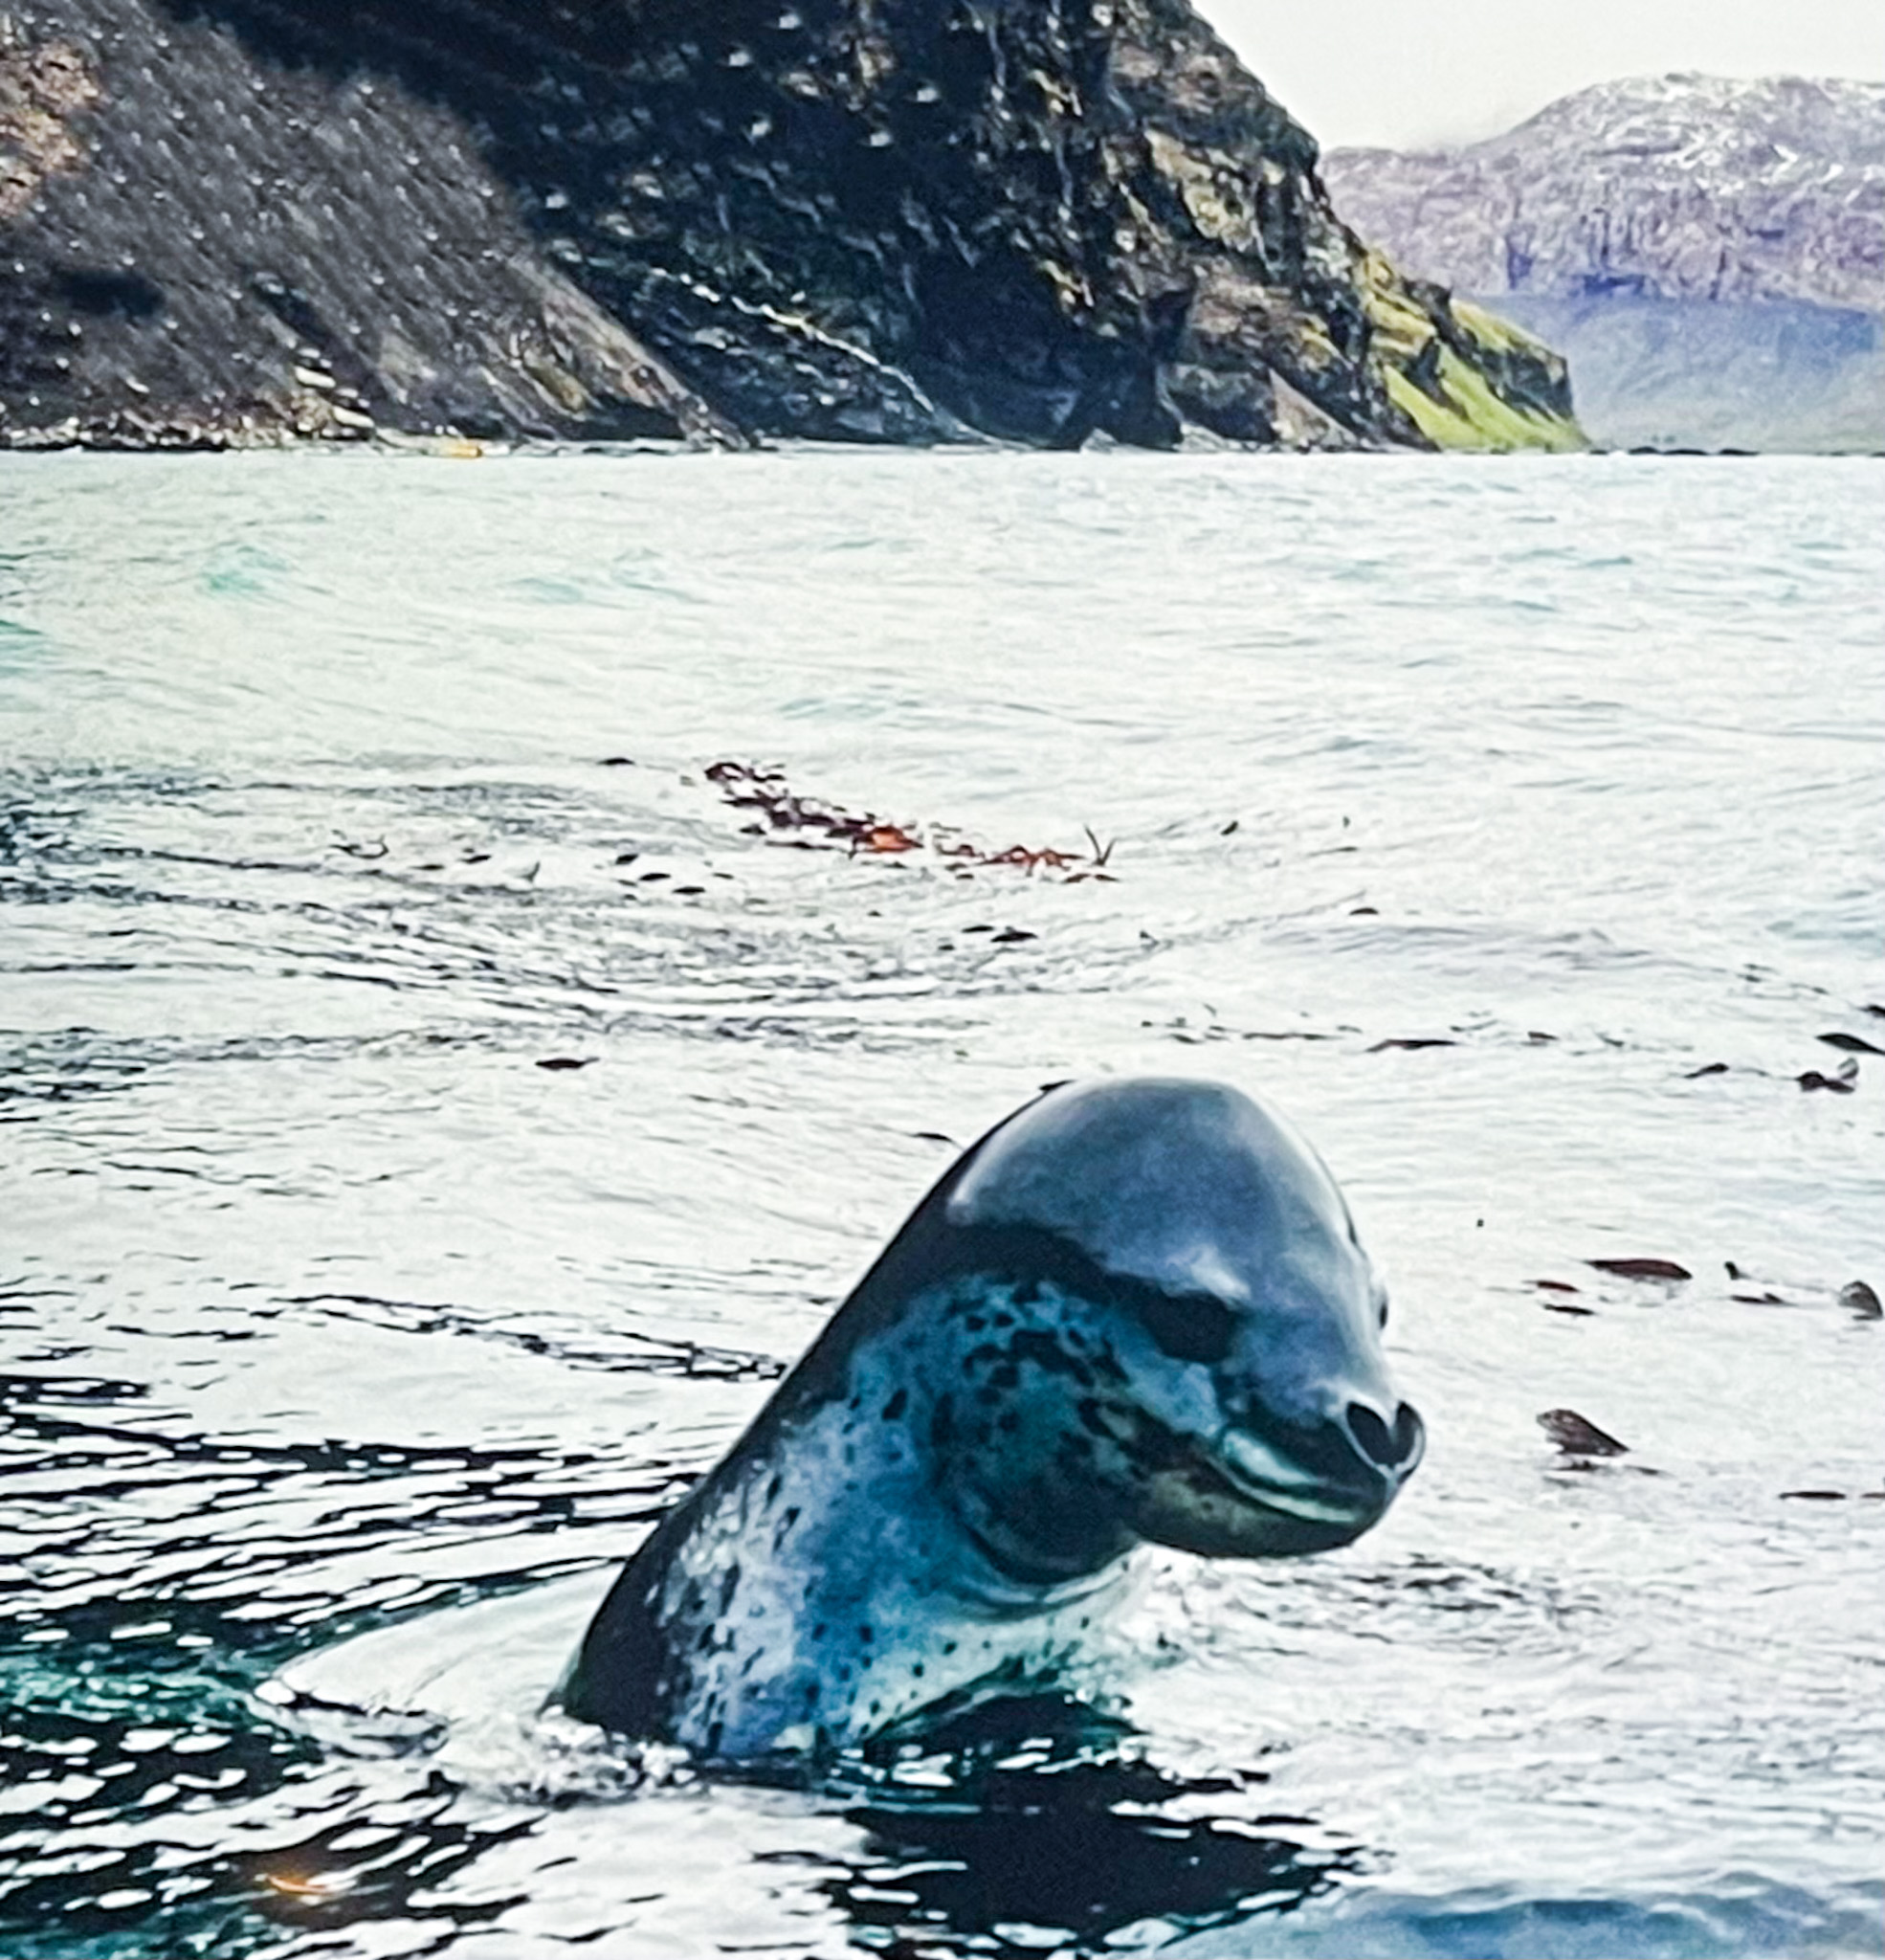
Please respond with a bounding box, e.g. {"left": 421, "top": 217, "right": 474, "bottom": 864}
{"left": 1345, "top": 1401, "right": 1397, "bottom": 1467}
{"left": 1393, "top": 1402, "right": 1425, "bottom": 1467}
{"left": 1347, "top": 1399, "right": 1423, "bottom": 1470}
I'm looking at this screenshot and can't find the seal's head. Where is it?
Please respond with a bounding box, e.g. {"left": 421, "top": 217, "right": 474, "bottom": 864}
{"left": 872, "top": 1077, "right": 1424, "bottom": 1580}
{"left": 562, "top": 1075, "right": 1424, "bottom": 1751}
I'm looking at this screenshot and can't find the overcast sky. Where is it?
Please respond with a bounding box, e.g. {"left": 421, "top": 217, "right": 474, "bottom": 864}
{"left": 1204, "top": 0, "right": 1885, "bottom": 150}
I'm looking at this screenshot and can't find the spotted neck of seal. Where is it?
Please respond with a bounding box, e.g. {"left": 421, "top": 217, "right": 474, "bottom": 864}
{"left": 733, "top": 1215, "right": 1239, "bottom": 1584}
{"left": 833, "top": 1236, "right": 1210, "bottom": 1587}
{"left": 928, "top": 1226, "right": 1232, "bottom": 1585}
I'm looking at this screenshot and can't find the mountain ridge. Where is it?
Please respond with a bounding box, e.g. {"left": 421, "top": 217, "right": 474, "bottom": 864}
{"left": 1320, "top": 73, "right": 1885, "bottom": 453}
{"left": 1322, "top": 73, "right": 1885, "bottom": 313}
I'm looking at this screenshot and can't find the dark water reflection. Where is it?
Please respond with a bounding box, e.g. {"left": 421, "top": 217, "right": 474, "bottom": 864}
{"left": 0, "top": 1662, "right": 1359, "bottom": 1957}
{"left": 826, "top": 1750, "right": 1359, "bottom": 1955}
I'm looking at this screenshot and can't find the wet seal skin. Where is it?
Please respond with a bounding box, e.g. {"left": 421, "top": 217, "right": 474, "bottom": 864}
{"left": 555, "top": 1078, "right": 1424, "bottom": 1759}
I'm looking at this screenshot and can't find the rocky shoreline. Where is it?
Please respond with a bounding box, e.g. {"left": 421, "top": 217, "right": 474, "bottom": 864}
{"left": 1, "top": 0, "right": 1581, "bottom": 453}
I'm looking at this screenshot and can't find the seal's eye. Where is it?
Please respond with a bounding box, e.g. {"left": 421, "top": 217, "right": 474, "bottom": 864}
{"left": 1120, "top": 1287, "right": 1235, "bottom": 1366}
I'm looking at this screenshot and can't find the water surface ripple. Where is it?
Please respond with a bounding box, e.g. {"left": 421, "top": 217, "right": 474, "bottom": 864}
{"left": 1, "top": 451, "right": 1881, "bottom": 1958}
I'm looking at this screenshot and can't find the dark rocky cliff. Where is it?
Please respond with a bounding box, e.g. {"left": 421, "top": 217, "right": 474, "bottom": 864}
{"left": 1, "top": 0, "right": 1582, "bottom": 450}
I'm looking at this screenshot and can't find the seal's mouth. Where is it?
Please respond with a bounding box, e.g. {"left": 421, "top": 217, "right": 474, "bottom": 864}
{"left": 1212, "top": 1424, "right": 1387, "bottom": 1528}
{"left": 1133, "top": 1429, "right": 1386, "bottom": 1559}
{"left": 1103, "top": 1390, "right": 1422, "bottom": 1562}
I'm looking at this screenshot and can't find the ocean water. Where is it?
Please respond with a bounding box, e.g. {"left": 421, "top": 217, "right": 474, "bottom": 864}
{"left": 1, "top": 448, "right": 1880, "bottom": 1959}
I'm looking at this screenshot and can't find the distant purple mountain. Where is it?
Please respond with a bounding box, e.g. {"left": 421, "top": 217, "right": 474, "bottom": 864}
{"left": 1320, "top": 76, "right": 1885, "bottom": 451}
{"left": 1321, "top": 74, "right": 1885, "bottom": 313}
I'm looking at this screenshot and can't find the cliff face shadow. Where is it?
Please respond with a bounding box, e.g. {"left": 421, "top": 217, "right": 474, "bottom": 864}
{"left": 144, "top": 0, "right": 1163, "bottom": 445}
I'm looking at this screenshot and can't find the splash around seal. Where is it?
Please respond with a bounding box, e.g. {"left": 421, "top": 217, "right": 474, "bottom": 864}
{"left": 556, "top": 1078, "right": 1424, "bottom": 1758}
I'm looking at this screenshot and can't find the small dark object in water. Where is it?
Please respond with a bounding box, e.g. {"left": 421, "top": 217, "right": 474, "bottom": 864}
{"left": 990, "top": 926, "right": 1036, "bottom": 945}
{"left": 1725, "top": 1260, "right": 1744, "bottom": 1279}
{"left": 1780, "top": 1490, "right": 1847, "bottom": 1502}
{"left": 1367, "top": 1037, "right": 1456, "bottom": 1053}
{"left": 1840, "top": 1281, "right": 1882, "bottom": 1319}
{"left": 614, "top": 851, "right": 639, "bottom": 865}
{"left": 600, "top": 756, "right": 635, "bottom": 767}
{"left": 1220, "top": 819, "right": 1239, "bottom": 835}
{"left": 1685, "top": 1062, "right": 1729, "bottom": 1079}
{"left": 536, "top": 1057, "right": 592, "bottom": 1072}
{"left": 1586, "top": 1258, "right": 1692, "bottom": 1282}
{"left": 1536, "top": 1279, "right": 1594, "bottom": 1314}
{"left": 1538, "top": 1409, "right": 1629, "bottom": 1457}
{"left": 1797, "top": 1069, "right": 1856, "bottom": 1094}
{"left": 1350, "top": 905, "right": 1379, "bottom": 916}
{"left": 1818, "top": 1032, "right": 1885, "bottom": 1056}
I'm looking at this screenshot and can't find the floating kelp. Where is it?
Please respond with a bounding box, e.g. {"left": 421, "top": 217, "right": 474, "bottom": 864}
{"left": 704, "top": 761, "right": 1117, "bottom": 881}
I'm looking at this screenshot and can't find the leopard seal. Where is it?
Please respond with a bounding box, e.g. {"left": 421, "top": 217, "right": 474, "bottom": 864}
{"left": 556, "top": 1077, "right": 1424, "bottom": 1757}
